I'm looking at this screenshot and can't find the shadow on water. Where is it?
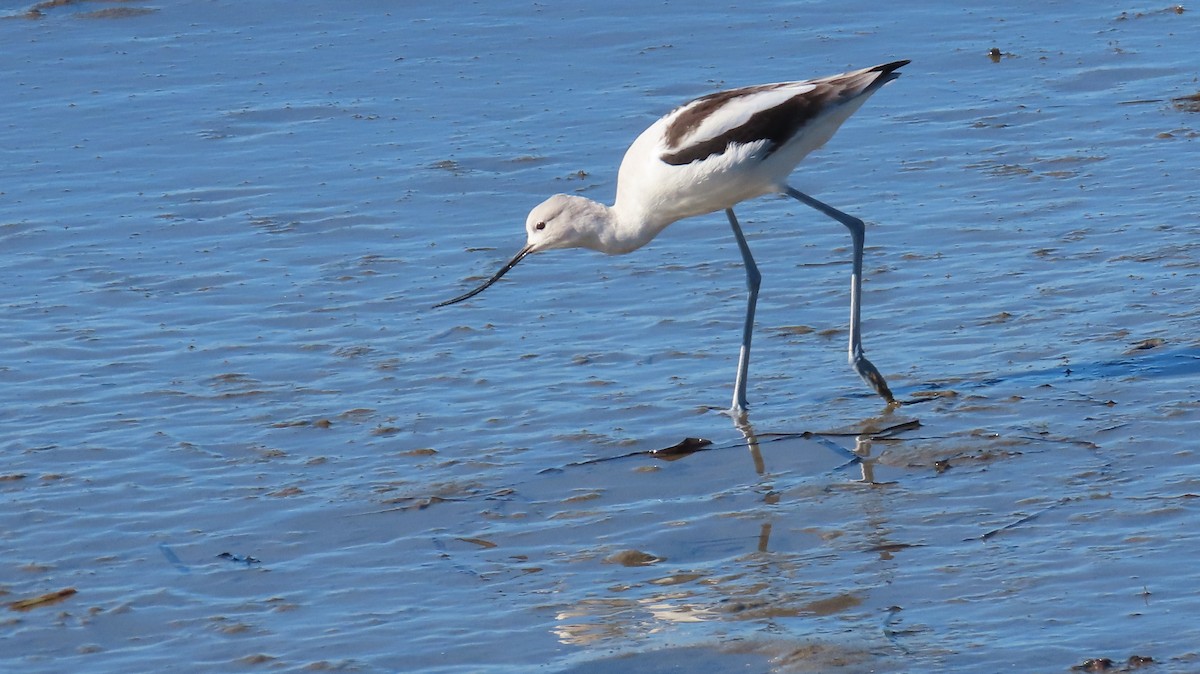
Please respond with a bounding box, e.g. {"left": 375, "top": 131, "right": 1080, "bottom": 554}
{"left": 911, "top": 344, "right": 1200, "bottom": 396}
{"left": 618, "top": 346, "right": 1198, "bottom": 473}
{"left": 534, "top": 344, "right": 1199, "bottom": 476}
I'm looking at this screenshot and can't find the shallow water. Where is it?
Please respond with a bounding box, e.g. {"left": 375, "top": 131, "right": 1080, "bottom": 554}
{"left": 2, "top": 1, "right": 1199, "bottom": 672}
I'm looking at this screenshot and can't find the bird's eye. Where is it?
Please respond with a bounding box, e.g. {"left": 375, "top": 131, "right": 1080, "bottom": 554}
{"left": 535, "top": 221, "right": 546, "bottom": 231}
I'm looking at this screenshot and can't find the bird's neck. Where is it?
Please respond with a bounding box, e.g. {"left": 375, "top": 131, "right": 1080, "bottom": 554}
{"left": 602, "top": 198, "right": 674, "bottom": 255}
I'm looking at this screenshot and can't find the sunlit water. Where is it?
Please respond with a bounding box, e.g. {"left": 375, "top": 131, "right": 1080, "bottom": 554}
{"left": 2, "top": 1, "right": 1198, "bottom": 672}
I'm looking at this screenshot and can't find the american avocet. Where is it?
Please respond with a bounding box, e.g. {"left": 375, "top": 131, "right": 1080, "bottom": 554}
{"left": 436, "top": 60, "right": 908, "bottom": 415}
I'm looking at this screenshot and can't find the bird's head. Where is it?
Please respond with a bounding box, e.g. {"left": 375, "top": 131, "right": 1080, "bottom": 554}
{"left": 433, "top": 194, "right": 611, "bottom": 308}
{"left": 524, "top": 193, "right": 611, "bottom": 253}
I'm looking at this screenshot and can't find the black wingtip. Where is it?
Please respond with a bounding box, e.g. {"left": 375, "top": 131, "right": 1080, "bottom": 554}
{"left": 875, "top": 59, "right": 911, "bottom": 77}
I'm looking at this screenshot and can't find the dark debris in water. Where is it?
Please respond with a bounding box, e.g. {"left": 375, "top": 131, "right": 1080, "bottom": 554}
{"left": 987, "top": 47, "right": 1011, "bottom": 62}
{"left": 1126, "top": 337, "right": 1166, "bottom": 353}
{"left": 909, "top": 389, "right": 957, "bottom": 401}
{"left": 1075, "top": 657, "right": 1118, "bottom": 666}
{"left": 865, "top": 542, "right": 922, "bottom": 554}
{"left": 1115, "top": 5, "right": 1185, "bottom": 20}
{"left": 270, "top": 418, "right": 333, "bottom": 429}
{"left": 7, "top": 0, "right": 157, "bottom": 20}
{"left": 456, "top": 536, "right": 498, "bottom": 549}
{"left": 1071, "top": 655, "right": 1155, "bottom": 671}
{"left": 1173, "top": 93, "right": 1200, "bottom": 113}
{"left": 549, "top": 420, "right": 923, "bottom": 473}
{"left": 268, "top": 486, "right": 304, "bottom": 497}
{"left": 1074, "top": 659, "right": 1115, "bottom": 671}
{"left": 371, "top": 487, "right": 515, "bottom": 514}
{"left": 604, "top": 549, "right": 664, "bottom": 567}
{"left": 8, "top": 588, "right": 77, "bottom": 612}
{"left": 80, "top": 6, "right": 156, "bottom": 18}
{"left": 647, "top": 437, "right": 712, "bottom": 460}
{"left": 974, "top": 495, "right": 1090, "bottom": 542}
{"left": 1128, "top": 90, "right": 1200, "bottom": 114}
{"left": 217, "top": 552, "right": 262, "bottom": 565}
{"left": 547, "top": 437, "right": 715, "bottom": 470}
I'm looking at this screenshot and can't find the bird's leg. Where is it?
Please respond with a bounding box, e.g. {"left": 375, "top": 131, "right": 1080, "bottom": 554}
{"left": 784, "top": 186, "right": 895, "bottom": 404}
{"left": 726, "top": 208, "right": 761, "bottom": 415}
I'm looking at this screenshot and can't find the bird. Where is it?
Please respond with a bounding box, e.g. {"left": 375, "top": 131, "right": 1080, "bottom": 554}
{"left": 435, "top": 60, "right": 908, "bottom": 415}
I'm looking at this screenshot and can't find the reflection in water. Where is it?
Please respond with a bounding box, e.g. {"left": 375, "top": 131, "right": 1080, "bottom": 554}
{"left": 549, "top": 414, "right": 927, "bottom": 649}
{"left": 730, "top": 411, "right": 919, "bottom": 484}
{"left": 732, "top": 414, "right": 766, "bottom": 476}
{"left": 548, "top": 416, "right": 925, "bottom": 653}
{"left": 851, "top": 433, "right": 883, "bottom": 485}
{"left": 756, "top": 522, "right": 772, "bottom": 554}
{"left": 553, "top": 594, "right": 719, "bottom": 646}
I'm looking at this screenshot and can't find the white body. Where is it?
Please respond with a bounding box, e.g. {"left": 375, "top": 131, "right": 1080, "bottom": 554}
{"left": 613, "top": 84, "right": 880, "bottom": 245}
{"left": 516, "top": 62, "right": 905, "bottom": 256}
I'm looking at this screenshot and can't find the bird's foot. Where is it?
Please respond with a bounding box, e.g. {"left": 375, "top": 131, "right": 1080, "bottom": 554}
{"left": 853, "top": 354, "right": 896, "bottom": 405}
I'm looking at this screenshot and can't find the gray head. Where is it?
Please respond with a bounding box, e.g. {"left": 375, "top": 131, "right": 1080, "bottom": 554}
{"left": 433, "top": 194, "right": 612, "bottom": 308}
{"left": 523, "top": 193, "right": 613, "bottom": 253}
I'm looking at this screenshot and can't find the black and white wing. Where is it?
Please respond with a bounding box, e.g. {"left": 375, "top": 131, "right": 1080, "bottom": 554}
{"left": 658, "top": 60, "right": 908, "bottom": 166}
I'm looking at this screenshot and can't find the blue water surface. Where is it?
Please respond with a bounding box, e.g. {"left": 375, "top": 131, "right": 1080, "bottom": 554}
{"left": 2, "top": 1, "right": 1198, "bottom": 672}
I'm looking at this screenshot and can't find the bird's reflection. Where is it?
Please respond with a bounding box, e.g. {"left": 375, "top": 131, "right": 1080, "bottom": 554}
{"left": 546, "top": 409, "right": 921, "bottom": 653}
{"left": 723, "top": 409, "right": 916, "bottom": 559}
{"left": 851, "top": 433, "right": 881, "bottom": 484}
{"left": 731, "top": 413, "right": 766, "bottom": 476}
{"left": 728, "top": 408, "right": 914, "bottom": 483}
